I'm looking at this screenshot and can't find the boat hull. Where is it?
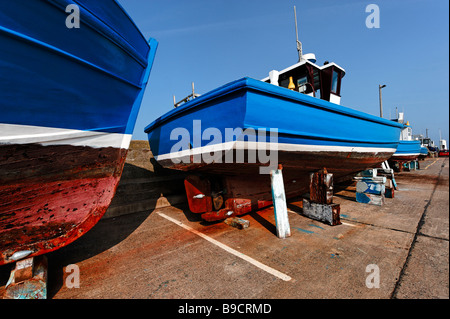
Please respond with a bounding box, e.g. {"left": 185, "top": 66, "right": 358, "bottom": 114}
{"left": 0, "top": 0, "right": 157, "bottom": 265}
{"left": 418, "top": 146, "right": 429, "bottom": 159}
{"left": 389, "top": 140, "right": 421, "bottom": 163}
{"left": 146, "top": 78, "right": 403, "bottom": 220}
{"left": 0, "top": 143, "right": 126, "bottom": 264}
{"left": 439, "top": 150, "right": 449, "bottom": 157}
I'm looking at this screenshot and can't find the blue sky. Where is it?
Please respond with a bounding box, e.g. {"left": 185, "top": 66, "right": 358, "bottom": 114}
{"left": 119, "top": 0, "right": 449, "bottom": 146}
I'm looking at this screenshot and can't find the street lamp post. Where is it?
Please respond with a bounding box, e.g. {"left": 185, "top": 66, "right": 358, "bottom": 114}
{"left": 379, "top": 84, "right": 386, "bottom": 118}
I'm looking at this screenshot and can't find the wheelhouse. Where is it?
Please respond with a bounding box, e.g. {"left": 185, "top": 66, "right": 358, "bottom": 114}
{"left": 262, "top": 53, "right": 346, "bottom": 105}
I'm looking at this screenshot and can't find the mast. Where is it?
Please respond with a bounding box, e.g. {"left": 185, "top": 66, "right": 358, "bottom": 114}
{"left": 294, "top": 6, "right": 302, "bottom": 62}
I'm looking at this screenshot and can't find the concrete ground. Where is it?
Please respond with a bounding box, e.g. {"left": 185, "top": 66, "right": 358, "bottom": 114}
{"left": 1, "top": 157, "right": 448, "bottom": 300}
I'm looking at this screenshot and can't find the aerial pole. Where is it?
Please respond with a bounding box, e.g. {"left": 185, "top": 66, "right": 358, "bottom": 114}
{"left": 294, "top": 6, "right": 302, "bottom": 62}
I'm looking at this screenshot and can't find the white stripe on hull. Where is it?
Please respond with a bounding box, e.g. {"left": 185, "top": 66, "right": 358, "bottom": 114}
{"left": 0, "top": 124, "right": 131, "bottom": 149}
{"left": 391, "top": 153, "right": 420, "bottom": 157}
{"left": 155, "top": 140, "right": 397, "bottom": 161}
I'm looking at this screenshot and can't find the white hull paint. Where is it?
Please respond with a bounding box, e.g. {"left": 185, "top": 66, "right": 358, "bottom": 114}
{"left": 155, "top": 140, "right": 397, "bottom": 162}
{"left": 0, "top": 124, "right": 132, "bottom": 149}
{"left": 391, "top": 153, "right": 420, "bottom": 158}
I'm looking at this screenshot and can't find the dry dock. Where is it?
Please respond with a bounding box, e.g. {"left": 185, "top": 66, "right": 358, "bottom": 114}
{"left": 1, "top": 142, "right": 448, "bottom": 299}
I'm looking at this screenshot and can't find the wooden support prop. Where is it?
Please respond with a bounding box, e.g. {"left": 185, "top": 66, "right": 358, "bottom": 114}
{"left": 385, "top": 187, "right": 394, "bottom": 198}
{"left": 364, "top": 167, "right": 397, "bottom": 190}
{"left": 14, "top": 257, "right": 34, "bottom": 283}
{"left": 309, "top": 168, "right": 333, "bottom": 204}
{"left": 392, "top": 178, "right": 398, "bottom": 190}
{"left": 271, "top": 165, "right": 291, "bottom": 239}
{"left": 302, "top": 168, "right": 341, "bottom": 226}
{"left": 356, "top": 192, "right": 385, "bottom": 206}
{"left": 354, "top": 168, "right": 395, "bottom": 204}
{"left": 384, "top": 178, "right": 394, "bottom": 198}
{"left": 4, "top": 256, "right": 48, "bottom": 299}
{"left": 355, "top": 178, "right": 386, "bottom": 195}
{"left": 302, "top": 199, "right": 341, "bottom": 226}
{"left": 378, "top": 168, "right": 397, "bottom": 190}
{"left": 224, "top": 217, "right": 250, "bottom": 230}
{"left": 356, "top": 169, "right": 378, "bottom": 178}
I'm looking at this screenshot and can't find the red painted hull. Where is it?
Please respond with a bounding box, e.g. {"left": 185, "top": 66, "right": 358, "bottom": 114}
{"left": 0, "top": 143, "right": 127, "bottom": 266}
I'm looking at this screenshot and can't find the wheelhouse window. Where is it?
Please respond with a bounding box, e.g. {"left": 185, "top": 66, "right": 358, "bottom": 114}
{"left": 317, "top": 63, "right": 344, "bottom": 103}
{"left": 297, "top": 76, "right": 308, "bottom": 93}
{"left": 331, "top": 69, "right": 339, "bottom": 94}
{"left": 276, "top": 63, "right": 320, "bottom": 97}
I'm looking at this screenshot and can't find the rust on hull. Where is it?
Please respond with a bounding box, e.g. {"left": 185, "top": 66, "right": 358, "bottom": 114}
{"left": 0, "top": 143, "right": 127, "bottom": 266}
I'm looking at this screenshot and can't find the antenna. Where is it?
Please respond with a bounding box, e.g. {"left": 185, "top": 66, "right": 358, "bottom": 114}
{"left": 294, "top": 6, "right": 302, "bottom": 62}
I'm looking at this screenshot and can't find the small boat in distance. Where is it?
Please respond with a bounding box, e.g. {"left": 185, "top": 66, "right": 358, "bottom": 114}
{"left": 145, "top": 11, "right": 403, "bottom": 221}
{"left": 439, "top": 138, "right": 449, "bottom": 157}
{"left": 389, "top": 114, "right": 421, "bottom": 166}
{"left": 439, "top": 149, "right": 449, "bottom": 157}
{"left": 414, "top": 134, "right": 438, "bottom": 158}
{"left": 0, "top": 0, "right": 157, "bottom": 266}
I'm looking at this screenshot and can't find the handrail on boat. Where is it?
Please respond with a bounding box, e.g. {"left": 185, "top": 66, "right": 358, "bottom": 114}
{"left": 173, "top": 82, "right": 201, "bottom": 108}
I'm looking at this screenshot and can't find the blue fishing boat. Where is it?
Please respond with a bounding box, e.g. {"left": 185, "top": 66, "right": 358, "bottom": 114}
{"left": 145, "top": 52, "right": 403, "bottom": 221}
{"left": 391, "top": 140, "right": 422, "bottom": 162}
{"left": 419, "top": 145, "right": 429, "bottom": 159}
{"left": 0, "top": 0, "right": 157, "bottom": 265}
{"left": 389, "top": 118, "right": 421, "bottom": 164}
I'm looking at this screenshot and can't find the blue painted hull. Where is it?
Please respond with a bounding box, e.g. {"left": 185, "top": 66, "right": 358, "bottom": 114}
{"left": 419, "top": 146, "right": 429, "bottom": 159}
{"left": 420, "top": 146, "right": 428, "bottom": 155}
{"left": 390, "top": 140, "right": 422, "bottom": 162}
{"left": 0, "top": 0, "right": 157, "bottom": 136}
{"left": 145, "top": 77, "right": 403, "bottom": 179}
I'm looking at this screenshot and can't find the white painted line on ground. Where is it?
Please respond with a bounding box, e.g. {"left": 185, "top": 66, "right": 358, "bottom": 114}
{"left": 157, "top": 212, "right": 292, "bottom": 282}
